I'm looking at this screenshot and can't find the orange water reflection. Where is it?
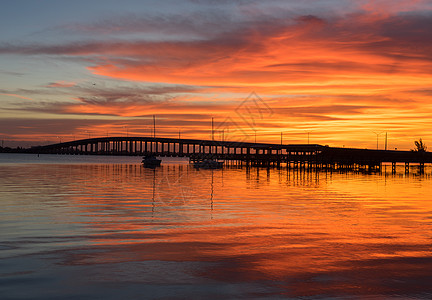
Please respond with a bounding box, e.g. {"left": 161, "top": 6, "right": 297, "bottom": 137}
{"left": 1, "top": 162, "right": 432, "bottom": 298}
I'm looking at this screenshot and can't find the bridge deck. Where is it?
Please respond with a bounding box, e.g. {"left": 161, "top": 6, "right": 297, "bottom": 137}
{"left": 28, "top": 136, "right": 432, "bottom": 166}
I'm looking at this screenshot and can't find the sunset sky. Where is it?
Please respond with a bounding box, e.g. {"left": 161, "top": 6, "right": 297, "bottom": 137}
{"left": 1, "top": 0, "right": 432, "bottom": 149}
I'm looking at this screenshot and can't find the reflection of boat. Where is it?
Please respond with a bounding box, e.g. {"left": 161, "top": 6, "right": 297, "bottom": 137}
{"left": 142, "top": 155, "right": 162, "bottom": 168}
{"left": 193, "top": 159, "right": 224, "bottom": 169}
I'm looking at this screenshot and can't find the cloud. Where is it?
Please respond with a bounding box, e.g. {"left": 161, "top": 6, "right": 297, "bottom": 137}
{"left": 0, "top": 69, "right": 24, "bottom": 76}
{"left": 1, "top": 3, "right": 432, "bottom": 148}
{"left": 360, "top": 0, "right": 432, "bottom": 15}
{"left": 65, "top": 10, "right": 240, "bottom": 39}
{"left": 0, "top": 93, "right": 33, "bottom": 101}
{"left": 45, "top": 81, "right": 77, "bottom": 88}
{"left": 1, "top": 10, "right": 432, "bottom": 90}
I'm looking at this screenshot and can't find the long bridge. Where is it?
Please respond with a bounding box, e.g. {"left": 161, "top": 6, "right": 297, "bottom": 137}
{"left": 29, "top": 136, "right": 432, "bottom": 172}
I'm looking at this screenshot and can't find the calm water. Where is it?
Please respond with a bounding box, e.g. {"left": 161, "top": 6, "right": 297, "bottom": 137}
{"left": 1, "top": 153, "right": 432, "bottom": 299}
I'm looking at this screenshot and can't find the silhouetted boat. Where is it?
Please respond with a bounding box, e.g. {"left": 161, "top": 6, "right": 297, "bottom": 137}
{"left": 193, "top": 159, "right": 224, "bottom": 169}
{"left": 142, "top": 155, "right": 161, "bottom": 168}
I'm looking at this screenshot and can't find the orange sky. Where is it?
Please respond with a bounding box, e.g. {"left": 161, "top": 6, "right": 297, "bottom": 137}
{"left": 1, "top": 0, "right": 432, "bottom": 149}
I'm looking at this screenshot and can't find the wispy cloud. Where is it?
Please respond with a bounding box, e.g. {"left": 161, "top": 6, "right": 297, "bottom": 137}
{"left": 0, "top": 93, "right": 33, "bottom": 101}
{"left": 45, "top": 81, "right": 77, "bottom": 88}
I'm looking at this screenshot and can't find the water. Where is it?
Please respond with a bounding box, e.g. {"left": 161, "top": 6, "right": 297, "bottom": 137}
{"left": 1, "top": 153, "right": 432, "bottom": 299}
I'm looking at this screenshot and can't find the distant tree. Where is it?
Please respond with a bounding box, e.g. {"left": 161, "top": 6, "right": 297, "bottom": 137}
{"left": 413, "top": 139, "right": 427, "bottom": 152}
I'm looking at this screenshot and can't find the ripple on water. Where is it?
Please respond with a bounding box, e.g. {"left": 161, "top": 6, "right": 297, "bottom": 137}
{"left": 1, "top": 157, "right": 432, "bottom": 299}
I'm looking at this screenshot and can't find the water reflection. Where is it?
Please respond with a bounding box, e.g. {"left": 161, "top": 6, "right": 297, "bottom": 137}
{"left": 1, "top": 161, "right": 432, "bottom": 299}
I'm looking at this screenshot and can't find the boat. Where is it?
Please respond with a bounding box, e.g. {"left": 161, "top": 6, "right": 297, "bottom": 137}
{"left": 193, "top": 159, "right": 224, "bottom": 169}
{"left": 142, "top": 155, "right": 162, "bottom": 168}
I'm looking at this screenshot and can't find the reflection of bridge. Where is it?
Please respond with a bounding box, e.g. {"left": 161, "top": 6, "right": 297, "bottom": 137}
{"left": 30, "top": 136, "right": 432, "bottom": 171}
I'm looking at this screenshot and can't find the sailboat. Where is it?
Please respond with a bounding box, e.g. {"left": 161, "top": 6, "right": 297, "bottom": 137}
{"left": 142, "top": 115, "right": 161, "bottom": 168}
{"left": 142, "top": 155, "right": 162, "bottom": 168}
{"left": 192, "top": 118, "right": 224, "bottom": 169}
{"left": 193, "top": 159, "right": 224, "bottom": 169}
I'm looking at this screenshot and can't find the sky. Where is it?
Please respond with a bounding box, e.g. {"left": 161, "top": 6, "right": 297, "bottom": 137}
{"left": 1, "top": 0, "right": 432, "bottom": 149}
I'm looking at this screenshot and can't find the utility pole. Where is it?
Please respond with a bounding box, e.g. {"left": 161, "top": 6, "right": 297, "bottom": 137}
{"left": 211, "top": 117, "right": 214, "bottom": 141}
{"left": 304, "top": 130, "right": 312, "bottom": 144}
{"left": 178, "top": 129, "right": 181, "bottom": 140}
{"left": 385, "top": 132, "right": 388, "bottom": 150}
{"left": 280, "top": 132, "right": 283, "bottom": 145}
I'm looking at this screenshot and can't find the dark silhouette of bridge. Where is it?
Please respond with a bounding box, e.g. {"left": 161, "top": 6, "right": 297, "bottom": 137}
{"left": 28, "top": 136, "right": 432, "bottom": 172}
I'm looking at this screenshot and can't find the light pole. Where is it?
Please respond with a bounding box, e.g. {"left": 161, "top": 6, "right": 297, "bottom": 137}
{"left": 280, "top": 132, "right": 283, "bottom": 145}
{"left": 373, "top": 131, "right": 384, "bottom": 150}
{"left": 385, "top": 132, "right": 388, "bottom": 150}
{"left": 153, "top": 115, "right": 156, "bottom": 138}
{"left": 254, "top": 129, "right": 257, "bottom": 143}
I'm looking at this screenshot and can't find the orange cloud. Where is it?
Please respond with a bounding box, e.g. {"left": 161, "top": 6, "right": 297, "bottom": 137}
{"left": 46, "top": 81, "right": 77, "bottom": 88}
{"left": 1, "top": 5, "right": 432, "bottom": 149}
{"left": 0, "top": 93, "right": 33, "bottom": 100}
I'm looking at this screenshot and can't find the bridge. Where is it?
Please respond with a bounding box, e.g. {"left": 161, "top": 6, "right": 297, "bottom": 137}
{"left": 28, "top": 136, "right": 432, "bottom": 172}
